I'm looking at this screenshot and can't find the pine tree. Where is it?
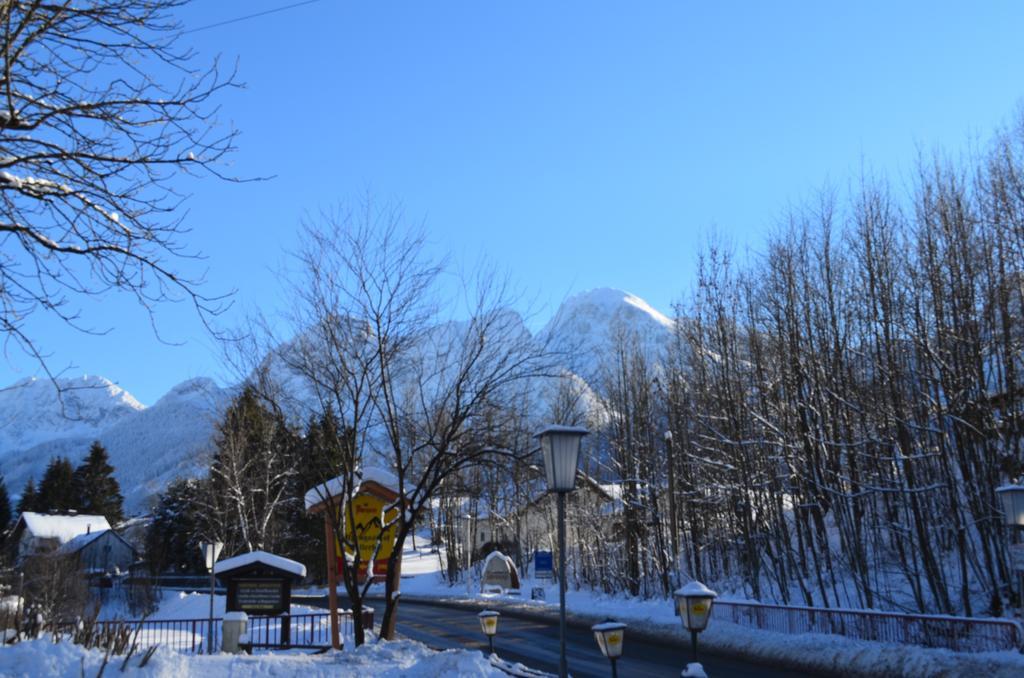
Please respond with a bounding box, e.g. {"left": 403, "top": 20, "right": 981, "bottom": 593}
{"left": 73, "top": 441, "right": 125, "bottom": 524}
{"left": 16, "top": 478, "right": 38, "bottom": 515}
{"left": 145, "top": 478, "right": 207, "bottom": 574}
{"left": 36, "top": 457, "right": 78, "bottom": 513}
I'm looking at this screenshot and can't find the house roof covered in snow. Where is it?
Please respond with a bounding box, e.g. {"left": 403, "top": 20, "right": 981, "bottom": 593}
{"left": 213, "top": 550, "right": 307, "bottom": 578}
{"left": 16, "top": 512, "right": 111, "bottom": 544}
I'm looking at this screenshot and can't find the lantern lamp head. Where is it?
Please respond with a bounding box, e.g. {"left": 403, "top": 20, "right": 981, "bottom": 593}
{"left": 534, "top": 425, "right": 589, "bottom": 493}
{"left": 591, "top": 619, "right": 626, "bottom": 659}
{"left": 674, "top": 581, "right": 718, "bottom": 632}
{"left": 199, "top": 542, "right": 224, "bottom": 572}
{"left": 478, "top": 610, "right": 500, "bottom": 637}
{"left": 996, "top": 484, "right": 1024, "bottom": 527}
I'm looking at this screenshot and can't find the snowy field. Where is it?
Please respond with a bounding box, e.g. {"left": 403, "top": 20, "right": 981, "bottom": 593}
{"left": 0, "top": 637, "right": 501, "bottom": 677}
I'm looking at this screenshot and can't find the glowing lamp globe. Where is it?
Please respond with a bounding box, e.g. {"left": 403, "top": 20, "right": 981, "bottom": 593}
{"left": 591, "top": 619, "right": 626, "bottom": 659}
{"left": 674, "top": 581, "right": 718, "bottom": 632}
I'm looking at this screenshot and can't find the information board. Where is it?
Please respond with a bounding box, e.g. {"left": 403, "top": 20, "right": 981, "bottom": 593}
{"left": 235, "top": 580, "right": 285, "bottom": 613}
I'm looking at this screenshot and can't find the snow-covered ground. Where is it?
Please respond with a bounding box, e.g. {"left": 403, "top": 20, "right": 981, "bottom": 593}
{"left": 0, "top": 636, "right": 502, "bottom": 677}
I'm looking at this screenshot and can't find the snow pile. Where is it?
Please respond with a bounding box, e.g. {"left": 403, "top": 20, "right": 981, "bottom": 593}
{"left": 0, "top": 637, "right": 503, "bottom": 677}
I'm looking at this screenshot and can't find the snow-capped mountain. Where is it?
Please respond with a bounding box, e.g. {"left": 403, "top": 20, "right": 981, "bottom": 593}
{"left": 539, "top": 288, "right": 675, "bottom": 380}
{"left": 0, "top": 376, "right": 230, "bottom": 513}
{"left": 0, "top": 375, "right": 144, "bottom": 452}
{"left": 0, "top": 288, "right": 671, "bottom": 514}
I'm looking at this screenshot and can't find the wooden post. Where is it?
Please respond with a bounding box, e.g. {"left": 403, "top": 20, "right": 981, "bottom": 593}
{"left": 324, "top": 515, "right": 341, "bottom": 650}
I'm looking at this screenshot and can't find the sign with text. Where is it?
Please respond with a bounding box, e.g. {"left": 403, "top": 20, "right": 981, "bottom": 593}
{"left": 235, "top": 580, "right": 285, "bottom": 613}
{"left": 337, "top": 492, "right": 399, "bottom": 581}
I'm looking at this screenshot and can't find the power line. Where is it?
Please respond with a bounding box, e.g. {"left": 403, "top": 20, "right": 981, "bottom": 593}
{"left": 182, "top": 0, "right": 325, "bottom": 35}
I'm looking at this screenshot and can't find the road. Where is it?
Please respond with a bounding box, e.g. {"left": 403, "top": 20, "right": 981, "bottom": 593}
{"left": 294, "top": 595, "right": 815, "bottom": 677}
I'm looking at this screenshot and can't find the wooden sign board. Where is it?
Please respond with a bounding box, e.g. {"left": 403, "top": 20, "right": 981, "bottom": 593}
{"left": 337, "top": 490, "right": 399, "bottom": 583}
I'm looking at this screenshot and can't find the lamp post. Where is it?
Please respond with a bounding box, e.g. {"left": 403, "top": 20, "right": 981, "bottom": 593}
{"left": 478, "top": 610, "right": 500, "bottom": 655}
{"left": 591, "top": 619, "right": 626, "bottom": 678}
{"left": 535, "top": 424, "right": 588, "bottom": 678}
{"left": 674, "top": 581, "right": 717, "bottom": 667}
{"left": 996, "top": 484, "right": 1024, "bottom": 615}
{"left": 199, "top": 541, "right": 224, "bottom": 653}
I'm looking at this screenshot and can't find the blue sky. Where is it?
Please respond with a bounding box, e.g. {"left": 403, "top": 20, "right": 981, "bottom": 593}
{"left": 4, "top": 1, "right": 1024, "bottom": 405}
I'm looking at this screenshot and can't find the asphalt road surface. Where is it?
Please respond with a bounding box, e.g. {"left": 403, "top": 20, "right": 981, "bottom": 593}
{"left": 294, "top": 595, "right": 815, "bottom": 677}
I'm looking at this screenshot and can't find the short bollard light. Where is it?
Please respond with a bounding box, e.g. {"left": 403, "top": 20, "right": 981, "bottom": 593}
{"left": 675, "top": 580, "right": 717, "bottom": 671}
{"left": 591, "top": 619, "right": 626, "bottom": 678}
{"left": 478, "top": 610, "right": 500, "bottom": 655}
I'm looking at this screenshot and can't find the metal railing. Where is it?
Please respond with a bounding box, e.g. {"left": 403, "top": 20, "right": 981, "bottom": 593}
{"left": 714, "top": 600, "right": 1024, "bottom": 653}
{"left": 62, "top": 612, "right": 355, "bottom": 654}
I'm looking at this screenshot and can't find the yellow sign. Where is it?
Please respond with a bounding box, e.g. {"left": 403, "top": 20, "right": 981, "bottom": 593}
{"left": 336, "top": 492, "right": 399, "bottom": 577}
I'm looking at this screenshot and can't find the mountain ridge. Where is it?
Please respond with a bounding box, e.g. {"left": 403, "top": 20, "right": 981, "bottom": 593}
{"left": 0, "top": 288, "right": 673, "bottom": 512}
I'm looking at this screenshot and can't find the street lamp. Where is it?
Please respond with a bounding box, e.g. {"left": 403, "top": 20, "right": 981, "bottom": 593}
{"left": 535, "top": 424, "right": 588, "bottom": 678}
{"left": 675, "top": 581, "right": 717, "bottom": 666}
{"left": 477, "top": 610, "right": 500, "bottom": 655}
{"left": 199, "top": 541, "right": 224, "bottom": 654}
{"left": 996, "top": 484, "right": 1024, "bottom": 615}
{"left": 591, "top": 619, "right": 626, "bottom": 678}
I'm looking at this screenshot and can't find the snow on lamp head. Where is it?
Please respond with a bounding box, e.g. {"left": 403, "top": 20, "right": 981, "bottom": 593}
{"left": 674, "top": 581, "right": 718, "bottom": 632}
{"left": 591, "top": 619, "right": 626, "bottom": 659}
{"left": 535, "top": 425, "right": 589, "bottom": 493}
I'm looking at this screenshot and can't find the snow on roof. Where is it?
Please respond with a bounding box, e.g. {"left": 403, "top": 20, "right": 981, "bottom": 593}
{"left": 675, "top": 581, "right": 718, "bottom": 598}
{"left": 481, "top": 550, "right": 517, "bottom": 574}
{"left": 304, "top": 467, "right": 401, "bottom": 511}
{"left": 213, "top": 550, "right": 306, "bottom": 578}
{"left": 19, "top": 512, "right": 111, "bottom": 544}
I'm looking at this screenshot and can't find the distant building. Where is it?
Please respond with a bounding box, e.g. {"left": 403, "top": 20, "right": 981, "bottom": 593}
{"left": 8, "top": 512, "right": 112, "bottom": 565}
{"left": 58, "top": 528, "right": 137, "bottom": 576}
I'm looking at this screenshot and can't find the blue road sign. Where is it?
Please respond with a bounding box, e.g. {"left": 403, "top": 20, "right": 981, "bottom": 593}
{"left": 534, "top": 550, "right": 553, "bottom": 576}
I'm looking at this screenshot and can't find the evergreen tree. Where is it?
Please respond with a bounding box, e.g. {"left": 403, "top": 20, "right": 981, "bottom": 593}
{"left": 36, "top": 457, "right": 78, "bottom": 513}
{"left": 16, "top": 478, "right": 38, "bottom": 515}
{"left": 145, "top": 478, "right": 207, "bottom": 574}
{"left": 73, "top": 441, "right": 125, "bottom": 524}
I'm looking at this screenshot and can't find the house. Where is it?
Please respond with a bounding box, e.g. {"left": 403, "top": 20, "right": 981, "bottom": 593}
{"left": 8, "top": 512, "right": 112, "bottom": 565}
{"left": 58, "top": 528, "right": 137, "bottom": 577}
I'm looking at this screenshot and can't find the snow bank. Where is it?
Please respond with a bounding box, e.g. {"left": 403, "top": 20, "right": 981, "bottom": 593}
{"left": 0, "top": 637, "right": 502, "bottom": 677}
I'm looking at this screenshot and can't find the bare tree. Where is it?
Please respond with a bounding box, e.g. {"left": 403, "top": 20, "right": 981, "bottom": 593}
{"left": 239, "top": 200, "right": 555, "bottom": 644}
{"left": 0, "top": 0, "right": 238, "bottom": 380}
